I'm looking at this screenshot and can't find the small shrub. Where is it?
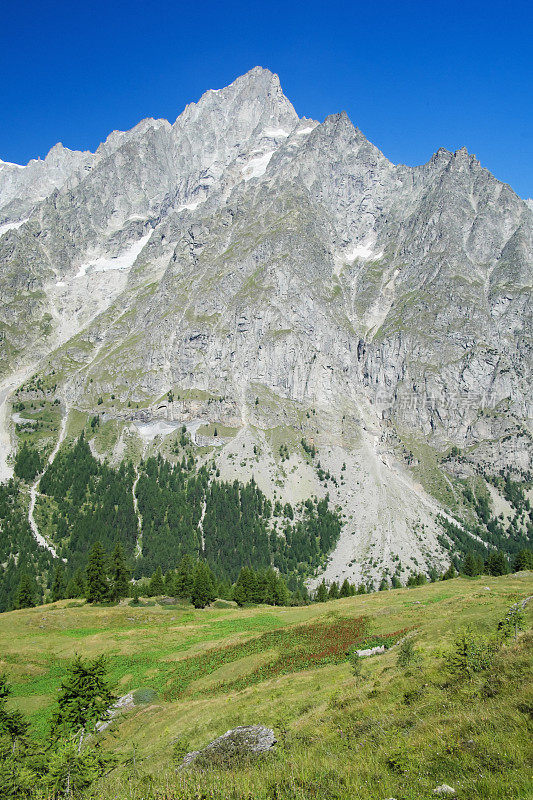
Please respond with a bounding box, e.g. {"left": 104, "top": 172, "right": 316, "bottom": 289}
{"left": 446, "top": 626, "right": 497, "bottom": 680}
{"left": 397, "top": 638, "right": 421, "bottom": 668}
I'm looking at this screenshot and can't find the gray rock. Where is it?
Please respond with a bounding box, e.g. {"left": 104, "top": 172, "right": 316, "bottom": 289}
{"left": 1, "top": 66, "right": 531, "bottom": 583}
{"left": 181, "top": 725, "right": 276, "bottom": 769}
{"left": 433, "top": 785, "right": 457, "bottom": 796}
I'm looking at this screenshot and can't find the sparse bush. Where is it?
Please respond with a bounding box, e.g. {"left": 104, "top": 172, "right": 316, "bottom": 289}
{"left": 446, "top": 626, "right": 497, "bottom": 679}
{"left": 397, "top": 637, "right": 421, "bottom": 669}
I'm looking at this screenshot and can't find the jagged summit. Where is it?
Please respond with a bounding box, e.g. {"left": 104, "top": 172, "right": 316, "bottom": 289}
{"left": 0, "top": 69, "right": 531, "bottom": 587}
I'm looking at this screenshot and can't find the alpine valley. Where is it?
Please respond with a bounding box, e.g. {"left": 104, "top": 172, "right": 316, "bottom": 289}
{"left": 0, "top": 67, "right": 532, "bottom": 608}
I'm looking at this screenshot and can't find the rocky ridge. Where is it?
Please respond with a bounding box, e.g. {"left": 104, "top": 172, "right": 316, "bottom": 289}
{"left": 0, "top": 67, "right": 531, "bottom": 585}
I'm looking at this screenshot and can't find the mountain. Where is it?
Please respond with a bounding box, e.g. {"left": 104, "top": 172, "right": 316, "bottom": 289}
{"left": 0, "top": 67, "right": 531, "bottom": 595}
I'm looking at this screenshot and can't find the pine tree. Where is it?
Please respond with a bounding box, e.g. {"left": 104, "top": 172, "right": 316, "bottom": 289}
{"left": 273, "top": 573, "right": 290, "bottom": 606}
{"left": 149, "top": 566, "right": 164, "bottom": 596}
{"left": 233, "top": 566, "right": 257, "bottom": 606}
{"left": 379, "top": 576, "right": 389, "bottom": 591}
{"left": 339, "top": 578, "right": 352, "bottom": 597}
{"left": 191, "top": 562, "right": 216, "bottom": 609}
{"left": 315, "top": 580, "right": 328, "bottom": 602}
{"left": 51, "top": 563, "right": 67, "bottom": 602}
{"left": 328, "top": 581, "right": 339, "bottom": 600}
{"left": 513, "top": 549, "right": 533, "bottom": 572}
{"left": 86, "top": 542, "right": 109, "bottom": 603}
{"left": 67, "top": 568, "right": 86, "bottom": 599}
{"left": 15, "top": 573, "right": 36, "bottom": 609}
{"left": 109, "top": 543, "right": 130, "bottom": 601}
{"left": 164, "top": 569, "right": 176, "bottom": 596}
{"left": 50, "top": 655, "right": 116, "bottom": 745}
{"left": 486, "top": 550, "right": 509, "bottom": 576}
{"left": 175, "top": 554, "right": 194, "bottom": 599}
{"left": 463, "top": 552, "right": 477, "bottom": 577}
{"left": 442, "top": 563, "right": 455, "bottom": 581}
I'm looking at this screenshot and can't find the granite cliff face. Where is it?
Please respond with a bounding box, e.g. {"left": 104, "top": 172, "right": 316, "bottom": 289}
{"left": 1, "top": 67, "right": 531, "bottom": 584}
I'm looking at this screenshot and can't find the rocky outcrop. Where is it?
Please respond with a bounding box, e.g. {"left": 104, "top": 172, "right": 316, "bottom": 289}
{"left": 181, "top": 725, "right": 277, "bottom": 769}
{"left": 0, "top": 67, "right": 531, "bottom": 582}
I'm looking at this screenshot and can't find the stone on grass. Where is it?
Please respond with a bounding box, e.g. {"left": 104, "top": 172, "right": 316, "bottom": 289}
{"left": 181, "top": 725, "right": 276, "bottom": 769}
{"left": 433, "top": 785, "right": 456, "bottom": 796}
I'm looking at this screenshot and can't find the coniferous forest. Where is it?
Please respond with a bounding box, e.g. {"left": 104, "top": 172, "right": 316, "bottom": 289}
{"left": 0, "top": 435, "right": 342, "bottom": 611}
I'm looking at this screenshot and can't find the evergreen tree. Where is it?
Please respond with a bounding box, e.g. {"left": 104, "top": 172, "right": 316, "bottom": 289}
{"left": 315, "top": 579, "right": 328, "bottom": 602}
{"left": 442, "top": 563, "right": 456, "bottom": 581}
{"left": 131, "top": 585, "right": 141, "bottom": 605}
{"left": 356, "top": 583, "right": 366, "bottom": 595}
{"left": 50, "top": 656, "right": 116, "bottom": 745}
{"left": 175, "top": 554, "right": 194, "bottom": 599}
{"left": 85, "top": 542, "right": 109, "bottom": 603}
{"left": 13, "top": 442, "right": 42, "bottom": 482}
{"left": 191, "top": 562, "right": 216, "bottom": 609}
{"left": 149, "top": 565, "right": 164, "bottom": 596}
{"left": 51, "top": 563, "right": 67, "bottom": 602}
{"left": 272, "top": 573, "right": 290, "bottom": 606}
{"left": 15, "top": 573, "right": 35, "bottom": 609}
{"left": 391, "top": 575, "right": 401, "bottom": 589}
{"left": 339, "top": 578, "right": 352, "bottom": 597}
{"left": 513, "top": 549, "right": 533, "bottom": 572}
{"left": 486, "top": 550, "right": 509, "bottom": 576}
{"left": 164, "top": 569, "right": 176, "bottom": 596}
{"left": 66, "top": 568, "right": 86, "bottom": 599}
{"left": 379, "top": 576, "right": 389, "bottom": 591}
{"left": 463, "top": 552, "right": 477, "bottom": 576}
{"left": 109, "top": 543, "right": 130, "bottom": 601}
{"left": 233, "top": 566, "right": 257, "bottom": 606}
{"left": 328, "top": 581, "right": 339, "bottom": 600}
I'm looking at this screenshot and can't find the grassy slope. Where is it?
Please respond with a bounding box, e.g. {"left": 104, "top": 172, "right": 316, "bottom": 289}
{"left": 1, "top": 574, "right": 532, "bottom": 799}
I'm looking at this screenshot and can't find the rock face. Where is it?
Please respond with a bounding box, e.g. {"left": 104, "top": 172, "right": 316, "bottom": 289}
{"left": 181, "top": 725, "right": 276, "bottom": 769}
{"left": 0, "top": 66, "right": 531, "bottom": 583}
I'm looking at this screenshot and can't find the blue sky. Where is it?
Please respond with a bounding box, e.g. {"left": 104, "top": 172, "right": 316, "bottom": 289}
{"left": 1, "top": 0, "right": 532, "bottom": 197}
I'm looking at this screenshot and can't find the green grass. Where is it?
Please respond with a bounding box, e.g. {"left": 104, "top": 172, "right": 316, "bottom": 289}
{"left": 1, "top": 573, "right": 532, "bottom": 798}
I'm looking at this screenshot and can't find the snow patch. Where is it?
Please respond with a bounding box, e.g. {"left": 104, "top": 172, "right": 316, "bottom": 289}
{"left": 0, "top": 218, "right": 30, "bottom": 238}
{"left": 296, "top": 126, "right": 317, "bottom": 135}
{"left": 263, "top": 127, "right": 290, "bottom": 138}
{"left": 177, "top": 200, "right": 203, "bottom": 212}
{"left": 74, "top": 232, "right": 151, "bottom": 278}
{"left": 345, "top": 242, "right": 383, "bottom": 261}
{"left": 133, "top": 419, "right": 181, "bottom": 441}
{"left": 241, "top": 151, "right": 275, "bottom": 181}
{"left": 0, "top": 159, "right": 25, "bottom": 169}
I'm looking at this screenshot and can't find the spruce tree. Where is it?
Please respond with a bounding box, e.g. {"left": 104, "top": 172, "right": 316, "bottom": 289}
{"left": 51, "top": 563, "right": 67, "bottom": 602}
{"left": 191, "top": 562, "right": 215, "bottom": 609}
{"left": 315, "top": 580, "right": 328, "bottom": 602}
{"left": 50, "top": 655, "right": 116, "bottom": 744}
{"left": 328, "top": 581, "right": 339, "bottom": 600}
{"left": 67, "top": 568, "right": 86, "bottom": 599}
{"left": 149, "top": 566, "right": 164, "bottom": 596}
{"left": 86, "top": 542, "right": 109, "bottom": 603}
{"left": 15, "top": 573, "right": 36, "bottom": 609}
{"left": 175, "top": 554, "right": 194, "bottom": 599}
{"left": 109, "top": 543, "right": 130, "bottom": 601}
{"left": 273, "top": 573, "right": 290, "bottom": 606}
{"left": 513, "top": 549, "right": 533, "bottom": 572}
{"left": 463, "top": 552, "right": 477, "bottom": 577}
{"left": 486, "top": 550, "right": 509, "bottom": 576}
{"left": 339, "top": 578, "right": 352, "bottom": 597}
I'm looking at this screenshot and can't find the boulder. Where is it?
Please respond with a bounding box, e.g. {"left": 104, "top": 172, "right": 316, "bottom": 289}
{"left": 182, "top": 725, "right": 276, "bottom": 769}
{"left": 433, "top": 785, "right": 456, "bottom": 796}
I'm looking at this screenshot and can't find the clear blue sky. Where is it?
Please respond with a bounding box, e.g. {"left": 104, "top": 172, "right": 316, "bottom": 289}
{"left": 1, "top": 0, "right": 532, "bottom": 197}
